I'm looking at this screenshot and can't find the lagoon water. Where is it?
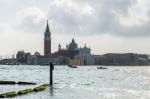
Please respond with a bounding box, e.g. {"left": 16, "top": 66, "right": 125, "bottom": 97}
{"left": 0, "top": 65, "right": 150, "bottom": 99}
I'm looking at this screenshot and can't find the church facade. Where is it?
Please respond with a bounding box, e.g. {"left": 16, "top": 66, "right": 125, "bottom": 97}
{"left": 54, "top": 38, "right": 79, "bottom": 59}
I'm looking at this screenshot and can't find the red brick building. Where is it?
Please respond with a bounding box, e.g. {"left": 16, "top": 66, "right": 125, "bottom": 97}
{"left": 44, "top": 21, "right": 51, "bottom": 56}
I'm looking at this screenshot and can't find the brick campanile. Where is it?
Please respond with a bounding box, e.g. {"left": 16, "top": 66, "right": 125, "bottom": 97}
{"left": 44, "top": 20, "right": 51, "bottom": 56}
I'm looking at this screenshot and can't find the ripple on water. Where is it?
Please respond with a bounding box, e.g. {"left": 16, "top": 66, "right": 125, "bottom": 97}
{"left": 0, "top": 65, "right": 149, "bottom": 99}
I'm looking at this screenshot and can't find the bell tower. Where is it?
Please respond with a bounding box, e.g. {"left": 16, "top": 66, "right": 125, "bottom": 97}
{"left": 44, "top": 20, "right": 51, "bottom": 56}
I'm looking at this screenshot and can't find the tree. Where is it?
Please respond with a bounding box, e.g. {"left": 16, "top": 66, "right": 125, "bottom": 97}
{"left": 16, "top": 51, "right": 31, "bottom": 64}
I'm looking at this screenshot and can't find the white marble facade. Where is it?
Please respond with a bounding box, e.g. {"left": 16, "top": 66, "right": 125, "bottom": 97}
{"left": 75, "top": 44, "right": 94, "bottom": 65}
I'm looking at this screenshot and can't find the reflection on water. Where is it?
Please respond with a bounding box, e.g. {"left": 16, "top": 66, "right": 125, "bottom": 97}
{"left": 0, "top": 65, "right": 150, "bottom": 99}
{"left": 50, "top": 86, "right": 54, "bottom": 96}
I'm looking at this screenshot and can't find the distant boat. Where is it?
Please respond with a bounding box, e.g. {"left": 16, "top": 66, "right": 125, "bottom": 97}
{"left": 68, "top": 64, "right": 77, "bottom": 68}
{"left": 97, "top": 66, "right": 107, "bottom": 69}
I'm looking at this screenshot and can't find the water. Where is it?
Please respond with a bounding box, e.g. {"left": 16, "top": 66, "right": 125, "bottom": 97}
{"left": 0, "top": 65, "right": 150, "bottom": 99}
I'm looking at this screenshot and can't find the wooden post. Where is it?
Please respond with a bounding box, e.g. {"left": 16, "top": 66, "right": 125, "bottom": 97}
{"left": 50, "top": 62, "right": 54, "bottom": 86}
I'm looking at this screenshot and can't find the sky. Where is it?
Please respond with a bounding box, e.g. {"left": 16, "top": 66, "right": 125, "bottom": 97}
{"left": 0, "top": 0, "right": 150, "bottom": 58}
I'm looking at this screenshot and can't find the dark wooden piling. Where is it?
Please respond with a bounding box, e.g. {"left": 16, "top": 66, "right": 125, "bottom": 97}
{"left": 18, "top": 81, "right": 36, "bottom": 85}
{"left": 0, "top": 81, "right": 16, "bottom": 84}
{"left": 50, "top": 62, "right": 54, "bottom": 86}
{"left": 0, "top": 81, "right": 36, "bottom": 85}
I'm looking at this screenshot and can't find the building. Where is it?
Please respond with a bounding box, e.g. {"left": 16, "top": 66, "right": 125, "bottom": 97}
{"left": 44, "top": 20, "right": 51, "bottom": 56}
{"left": 69, "top": 59, "right": 84, "bottom": 65}
{"left": 0, "top": 59, "right": 17, "bottom": 65}
{"left": 28, "top": 21, "right": 70, "bottom": 65}
{"left": 55, "top": 42, "right": 94, "bottom": 65}
{"left": 36, "top": 55, "right": 69, "bottom": 65}
{"left": 75, "top": 44, "right": 94, "bottom": 65}
{"left": 27, "top": 20, "right": 98, "bottom": 65}
{"left": 94, "top": 55, "right": 103, "bottom": 65}
{"left": 27, "top": 55, "right": 38, "bottom": 65}
{"left": 54, "top": 38, "right": 79, "bottom": 59}
{"left": 94, "top": 53, "right": 150, "bottom": 66}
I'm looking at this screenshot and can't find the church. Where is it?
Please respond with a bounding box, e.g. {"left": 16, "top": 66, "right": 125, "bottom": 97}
{"left": 27, "top": 21, "right": 94, "bottom": 65}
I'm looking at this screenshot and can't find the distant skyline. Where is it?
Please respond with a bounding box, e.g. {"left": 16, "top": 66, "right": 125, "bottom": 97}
{"left": 0, "top": 0, "right": 150, "bottom": 57}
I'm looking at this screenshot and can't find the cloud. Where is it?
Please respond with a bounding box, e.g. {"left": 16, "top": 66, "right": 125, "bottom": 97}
{"left": 0, "top": 24, "right": 12, "bottom": 35}
{"left": 48, "top": 0, "right": 150, "bottom": 37}
{"left": 16, "top": 7, "right": 47, "bottom": 33}
{"left": 0, "top": 0, "right": 14, "bottom": 4}
{"left": 48, "top": 0, "right": 95, "bottom": 35}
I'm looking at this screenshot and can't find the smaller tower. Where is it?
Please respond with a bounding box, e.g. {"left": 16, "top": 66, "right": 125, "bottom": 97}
{"left": 58, "top": 43, "right": 61, "bottom": 51}
{"left": 66, "top": 44, "right": 69, "bottom": 49}
{"left": 84, "top": 44, "right": 87, "bottom": 48}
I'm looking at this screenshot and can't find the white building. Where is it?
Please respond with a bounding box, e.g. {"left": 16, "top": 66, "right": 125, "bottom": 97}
{"left": 27, "top": 55, "right": 38, "bottom": 65}
{"left": 75, "top": 44, "right": 94, "bottom": 65}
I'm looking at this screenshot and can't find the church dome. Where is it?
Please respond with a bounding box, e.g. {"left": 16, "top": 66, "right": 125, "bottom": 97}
{"left": 79, "top": 44, "right": 91, "bottom": 53}
{"left": 68, "top": 38, "right": 78, "bottom": 50}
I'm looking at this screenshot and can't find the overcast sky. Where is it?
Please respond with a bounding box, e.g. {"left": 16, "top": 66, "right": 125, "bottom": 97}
{"left": 0, "top": 0, "right": 150, "bottom": 58}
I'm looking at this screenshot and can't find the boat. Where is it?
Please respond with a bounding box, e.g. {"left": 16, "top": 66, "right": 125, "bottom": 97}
{"left": 68, "top": 64, "right": 77, "bottom": 68}
{"left": 97, "top": 66, "right": 107, "bottom": 69}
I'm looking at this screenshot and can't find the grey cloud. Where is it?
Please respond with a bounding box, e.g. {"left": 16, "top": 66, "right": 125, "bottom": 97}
{"left": 47, "top": 0, "right": 150, "bottom": 37}
{"left": 16, "top": 7, "right": 47, "bottom": 33}
{"left": 17, "top": 17, "right": 45, "bottom": 33}
{"left": 116, "top": 21, "right": 150, "bottom": 37}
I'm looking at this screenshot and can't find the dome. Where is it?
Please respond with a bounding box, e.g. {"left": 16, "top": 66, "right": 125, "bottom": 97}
{"left": 79, "top": 44, "right": 91, "bottom": 53}
{"left": 68, "top": 38, "right": 78, "bottom": 50}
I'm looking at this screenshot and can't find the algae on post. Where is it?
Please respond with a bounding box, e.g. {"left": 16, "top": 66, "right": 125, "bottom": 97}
{"left": 0, "top": 91, "right": 17, "bottom": 98}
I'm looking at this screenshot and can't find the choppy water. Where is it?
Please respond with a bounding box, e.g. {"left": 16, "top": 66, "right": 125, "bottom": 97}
{"left": 0, "top": 65, "right": 150, "bottom": 99}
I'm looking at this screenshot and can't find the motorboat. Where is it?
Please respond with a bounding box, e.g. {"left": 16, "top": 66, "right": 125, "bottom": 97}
{"left": 97, "top": 66, "right": 107, "bottom": 69}
{"left": 68, "top": 64, "right": 77, "bottom": 68}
